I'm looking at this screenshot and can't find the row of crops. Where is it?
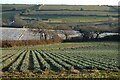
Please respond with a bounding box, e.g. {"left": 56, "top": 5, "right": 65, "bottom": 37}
{"left": 1, "top": 45, "right": 119, "bottom": 73}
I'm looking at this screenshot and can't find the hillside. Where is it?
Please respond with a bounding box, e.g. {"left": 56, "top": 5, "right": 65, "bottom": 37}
{"left": 1, "top": 4, "right": 119, "bottom": 42}
{"left": 1, "top": 4, "right": 120, "bottom": 79}
{"left": 2, "top": 4, "right": 118, "bottom": 30}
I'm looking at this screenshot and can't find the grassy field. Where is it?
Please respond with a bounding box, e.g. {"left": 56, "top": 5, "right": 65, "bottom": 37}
{"left": 21, "top": 7, "right": 118, "bottom": 23}
{"left": 2, "top": 4, "right": 39, "bottom": 21}
{"left": 1, "top": 41, "right": 120, "bottom": 78}
{"left": 1, "top": 4, "right": 118, "bottom": 37}
{"left": 1, "top": 4, "right": 119, "bottom": 79}
{"left": 2, "top": 4, "right": 118, "bottom": 28}
{"left": 40, "top": 5, "right": 112, "bottom": 11}
{"left": 2, "top": 4, "right": 35, "bottom": 10}
{"left": 22, "top": 5, "right": 118, "bottom": 29}
{"left": 27, "top": 10, "right": 117, "bottom": 16}
{"left": 2, "top": 11, "right": 22, "bottom": 21}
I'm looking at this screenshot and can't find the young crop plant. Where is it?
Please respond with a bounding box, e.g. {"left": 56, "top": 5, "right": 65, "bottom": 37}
{"left": 37, "top": 50, "right": 64, "bottom": 72}
{"left": 2, "top": 50, "right": 22, "bottom": 70}
{"left": 31, "top": 50, "right": 42, "bottom": 72}
{"left": 45, "top": 51, "right": 74, "bottom": 70}
{"left": 20, "top": 50, "right": 29, "bottom": 72}
{"left": 34, "top": 50, "right": 50, "bottom": 71}
{"left": 8, "top": 50, "right": 27, "bottom": 72}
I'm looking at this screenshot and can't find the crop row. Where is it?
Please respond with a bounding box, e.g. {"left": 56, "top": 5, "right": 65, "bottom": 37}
{"left": 1, "top": 49, "right": 119, "bottom": 73}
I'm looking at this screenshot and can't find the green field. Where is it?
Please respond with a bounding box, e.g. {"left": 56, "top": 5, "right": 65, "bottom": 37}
{"left": 1, "top": 4, "right": 119, "bottom": 79}
{"left": 2, "top": 4, "right": 36, "bottom": 10}
{"left": 2, "top": 4, "right": 118, "bottom": 28}
{"left": 2, "top": 11, "right": 22, "bottom": 21}
{"left": 40, "top": 5, "right": 112, "bottom": 11}
{"left": 1, "top": 42, "right": 120, "bottom": 78}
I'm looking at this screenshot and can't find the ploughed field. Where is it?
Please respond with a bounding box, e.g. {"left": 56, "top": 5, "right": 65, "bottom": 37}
{"left": 1, "top": 42, "right": 120, "bottom": 78}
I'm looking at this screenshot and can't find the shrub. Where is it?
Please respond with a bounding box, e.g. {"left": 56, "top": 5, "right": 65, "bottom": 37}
{"left": 1, "top": 35, "right": 63, "bottom": 48}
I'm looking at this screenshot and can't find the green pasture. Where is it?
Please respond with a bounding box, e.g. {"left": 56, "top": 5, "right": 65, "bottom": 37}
{"left": 40, "top": 5, "right": 111, "bottom": 11}
{"left": 30, "top": 10, "right": 117, "bottom": 16}
{"left": 2, "top": 4, "right": 35, "bottom": 10}
{"left": 2, "top": 11, "right": 21, "bottom": 20}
